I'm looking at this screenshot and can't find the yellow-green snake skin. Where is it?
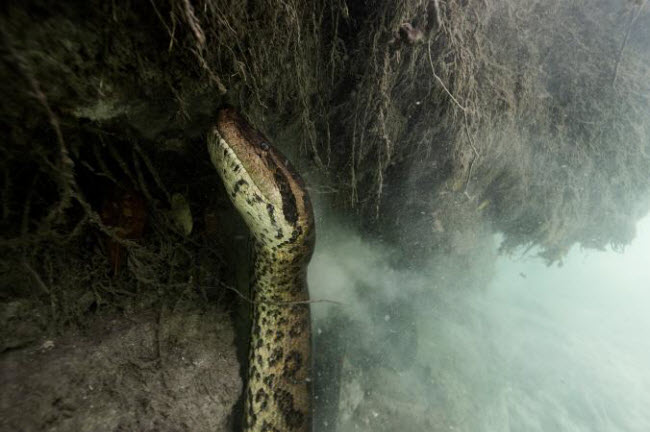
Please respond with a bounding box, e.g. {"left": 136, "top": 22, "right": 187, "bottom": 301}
{"left": 208, "top": 108, "right": 315, "bottom": 432}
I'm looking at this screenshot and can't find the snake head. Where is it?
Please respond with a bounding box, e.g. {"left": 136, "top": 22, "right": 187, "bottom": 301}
{"left": 208, "top": 108, "right": 315, "bottom": 253}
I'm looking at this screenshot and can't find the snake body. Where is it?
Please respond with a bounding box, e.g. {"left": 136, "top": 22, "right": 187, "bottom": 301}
{"left": 208, "top": 108, "right": 315, "bottom": 432}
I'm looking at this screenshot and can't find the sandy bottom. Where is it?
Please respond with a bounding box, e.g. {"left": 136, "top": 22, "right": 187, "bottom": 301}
{"left": 0, "top": 295, "right": 241, "bottom": 432}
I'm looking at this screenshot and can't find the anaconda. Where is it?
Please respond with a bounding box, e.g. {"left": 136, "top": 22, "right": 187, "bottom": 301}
{"left": 208, "top": 108, "right": 315, "bottom": 432}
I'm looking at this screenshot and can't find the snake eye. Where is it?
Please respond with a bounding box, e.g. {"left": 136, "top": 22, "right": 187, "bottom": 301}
{"left": 259, "top": 142, "right": 270, "bottom": 151}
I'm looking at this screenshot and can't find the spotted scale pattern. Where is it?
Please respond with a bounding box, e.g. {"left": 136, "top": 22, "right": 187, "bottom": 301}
{"left": 208, "top": 108, "right": 315, "bottom": 432}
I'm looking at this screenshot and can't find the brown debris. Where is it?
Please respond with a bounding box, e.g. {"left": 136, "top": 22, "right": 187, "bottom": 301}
{"left": 100, "top": 188, "right": 147, "bottom": 274}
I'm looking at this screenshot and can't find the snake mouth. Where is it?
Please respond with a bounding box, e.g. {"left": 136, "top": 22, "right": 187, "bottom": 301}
{"left": 209, "top": 128, "right": 253, "bottom": 187}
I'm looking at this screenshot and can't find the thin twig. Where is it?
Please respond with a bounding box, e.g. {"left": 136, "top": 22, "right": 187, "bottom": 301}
{"left": 2, "top": 166, "right": 10, "bottom": 221}
{"left": 2, "top": 30, "right": 76, "bottom": 225}
{"left": 108, "top": 144, "right": 138, "bottom": 186}
{"left": 22, "top": 260, "right": 51, "bottom": 294}
{"left": 192, "top": 47, "right": 227, "bottom": 94}
{"left": 92, "top": 140, "right": 119, "bottom": 184}
{"left": 172, "top": 0, "right": 227, "bottom": 94}
{"left": 133, "top": 142, "right": 171, "bottom": 203}
{"left": 179, "top": 0, "right": 206, "bottom": 48}
{"left": 20, "top": 175, "right": 39, "bottom": 235}
{"left": 132, "top": 146, "right": 154, "bottom": 203}
{"left": 613, "top": 0, "right": 648, "bottom": 86}
{"left": 149, "top": 0, "right": 177, "bottom": 52}
{"left": 463, "top": 114, "right": 480, "bottom": 199}
{"left": 217, "top": 282, "right": 344, "bottom": 306}
{"left": 427, "top": 38, "right": 467, "bottom": 112}
{"left": 63, "top": 214, "right": 89, "bottom": 244}
{"left": 432, "top": 0, "right": 443, "bottom": 29}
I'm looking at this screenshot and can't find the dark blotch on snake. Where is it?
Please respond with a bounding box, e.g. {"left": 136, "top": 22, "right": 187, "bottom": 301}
{"left": 261, "top": 421, "right": 280, "bottom": 432}
{"left": 268, "top": 347, "right": 283, "bottom": 367}
{"left": 256, "top": 388, "right": 270, "bottom": 410}
{"left": 267, "top": 203, "right": 276, "bottom": 225}
{"left": 233, "top": 178, "right": 248, "bottom": 195}
{"left": 275, "top": 389, "right": 305, "bottom": 429}
{"left": 283, "top": 350, "right": 303, "bottom": 379}
{"left": 289, "top": 316, "right": 307, "bottom": 338}
{"left": 272, "top": 170, "right": 298, "bottom": 225}
{"left": 263, "top": 374, "right": 276, "bottom": 387}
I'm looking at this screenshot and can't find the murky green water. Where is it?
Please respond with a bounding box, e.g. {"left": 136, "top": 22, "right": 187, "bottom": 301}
{"left": 310, "top": 216, "right": 650, "bottom": 431}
